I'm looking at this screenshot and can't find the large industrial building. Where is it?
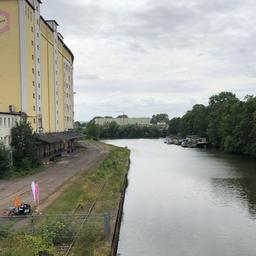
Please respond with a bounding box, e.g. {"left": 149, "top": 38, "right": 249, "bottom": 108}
{"left": 94, "top": 117, "right": 151, "bottom": 126}
{"left": 0, "top": 0, "right": 75, "bottom": 151}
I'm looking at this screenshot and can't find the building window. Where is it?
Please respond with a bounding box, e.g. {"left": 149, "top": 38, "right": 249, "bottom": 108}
{"left": 33, "top": 93, "right": 35, "bottom": 98}
{"left": 32, "top": 68, "right": 34, "bottom": 74}
{"left": 31, "top": 40, "right": 34, "bottom": 46}
{"left": 38, "top": 71, "right": 40, "bottom": 76}
{"left": 4, "top": 118, "right": 6, "bottom": 128}
{"left": 32, "top": 81, "right": 35, "bottom": 86}
{"left": 37, "top": 45, "right": 40, "bottom": 50}
{"left": 33, "top": 106, "right": 35, "bottom": 111}
{"left": 39, "top": 107, "right": 41, "bottom": 112}
{"left": 37, "top": 58, "right": 40, "bottom": 63}
{"left": 38, "top": 95, "right": 40, "bottom": 100}
{"left": 34, "top": 119, "right": 36, "bottom": 124}
{"left": 38, "top": 83, "right": 40, "bottom": 88}
{"left": 32, "top": 54, "right": 34, "bottom": 60}
{"left": 31, "top": 26, "right": 33, "bottom": 32}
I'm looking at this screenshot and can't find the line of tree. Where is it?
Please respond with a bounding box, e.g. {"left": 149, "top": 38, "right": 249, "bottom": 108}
{"left": 168, "top": 92, "right": 256, "bottom": 156}
{"left": 85, "top": 121, "right": 167, "bottom": 140}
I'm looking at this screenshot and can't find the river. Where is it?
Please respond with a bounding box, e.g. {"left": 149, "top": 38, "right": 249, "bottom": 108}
{"left": 106, "top": 139, "right": 256, "bottom": 256}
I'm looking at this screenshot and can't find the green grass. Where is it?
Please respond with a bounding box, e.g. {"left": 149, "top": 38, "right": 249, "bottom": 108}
{"left": 46, "top": 179, "right": 85, "bottom": 214}
{"left": 3, "top": 165, "right": 47, "bottom": 179}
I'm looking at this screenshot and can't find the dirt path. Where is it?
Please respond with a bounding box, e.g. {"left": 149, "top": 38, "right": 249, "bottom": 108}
{"left": 0, "top": 141, "right": 109, "bottom": 216}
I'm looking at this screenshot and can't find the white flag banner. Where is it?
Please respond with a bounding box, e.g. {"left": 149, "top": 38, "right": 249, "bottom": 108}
{"left": 31, "top": 181, "right": 36, "bottom": 203}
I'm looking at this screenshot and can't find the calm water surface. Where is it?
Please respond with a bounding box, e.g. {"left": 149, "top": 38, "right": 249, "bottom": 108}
{"left": 107, "top": 139, "right": 256, "bottom": 256}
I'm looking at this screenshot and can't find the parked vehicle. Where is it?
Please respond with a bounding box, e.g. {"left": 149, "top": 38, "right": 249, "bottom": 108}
{"left": 8, "top": 203, "right": 33, "bottom": 219}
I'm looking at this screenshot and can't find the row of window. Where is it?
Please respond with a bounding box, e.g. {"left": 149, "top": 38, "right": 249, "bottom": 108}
{"left": 0, "top": 117, "right": 18, "bottom": 129}
{"left": 25, "top": 6, "right": 33, "bottom": 22}
{"left": 32, "top": 54, "right": 40, "bottom": 64}
{"left": 33, "top": 93, "right": 41, "bottom": 100}
{"left": 64, "top": 63, "right": 71, "bottom": 72}
{"left": 65, "top": 116, "right": 72, "bottom": 122}
{"left": 32, "top": 106, "right": 41, "bottom": 112}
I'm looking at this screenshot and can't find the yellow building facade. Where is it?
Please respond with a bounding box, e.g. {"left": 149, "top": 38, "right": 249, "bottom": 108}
{"left": 0, "top": 0, "right": 74, "bottom": 133}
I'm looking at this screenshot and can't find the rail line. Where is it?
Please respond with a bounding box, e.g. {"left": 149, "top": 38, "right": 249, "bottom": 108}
{"left": 64, "top": 181, "right": 107, "bottom": 256}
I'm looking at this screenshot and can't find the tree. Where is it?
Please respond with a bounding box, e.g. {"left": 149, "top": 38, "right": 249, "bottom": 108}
{"left": 11, "top": 120, "right": 40, "bottom": 169}
{"left": 85, "top": 121, "right": 101, "bottom": 140}
{"left": 151, "top": 113, "right": 169, "bottom": 124}
{"left": 117, "top": 115, "right": 128, "bottom": 118}
{"left": 207, "top": 92, "right": 239, "bottom": 148}
{"left": 168, "top": 117, "right": 181, "bottom": 135}
{"left": 0, "top": 144, "right": 11, "bottom": 178}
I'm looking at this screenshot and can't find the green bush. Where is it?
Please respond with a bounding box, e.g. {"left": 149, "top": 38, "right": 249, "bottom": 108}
{"left": 2, "top": 234, "right": 58, "bottom": 256}
{"left": 0, "top": 144, "right": 11, "bottom": 178}
{"left": 39, "top": 217, "right": 75, "bottom": 245}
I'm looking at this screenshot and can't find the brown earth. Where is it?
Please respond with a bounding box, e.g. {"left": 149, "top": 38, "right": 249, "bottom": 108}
{"left": 0, "top": 140, "right": 110, "bottom": 216}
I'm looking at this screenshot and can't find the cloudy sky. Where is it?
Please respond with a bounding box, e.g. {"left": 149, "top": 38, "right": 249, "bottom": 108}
{"left": 42, "top": 0, "right": 256, "bottom": 121}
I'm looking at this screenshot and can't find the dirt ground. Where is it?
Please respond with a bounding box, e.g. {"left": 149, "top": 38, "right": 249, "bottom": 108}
{"left": 0, "top": 141, "right": 110, "bottom": 216}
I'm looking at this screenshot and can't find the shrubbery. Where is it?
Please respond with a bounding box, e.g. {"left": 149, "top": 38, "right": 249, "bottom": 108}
{"left": 0, "top": 144, "right": 11, "bottom": 178}
{"left": 2, "top": 234, "right": 58, "bottom": 256}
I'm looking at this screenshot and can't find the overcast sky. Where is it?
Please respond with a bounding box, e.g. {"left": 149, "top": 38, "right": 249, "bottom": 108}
{"left": 42, "top": 0, "right": 256, "bottom": 121}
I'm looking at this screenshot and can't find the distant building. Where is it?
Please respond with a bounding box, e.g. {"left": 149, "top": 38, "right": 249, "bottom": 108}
{"left": 156, "top": 122, "right": 169, "bottom": 130}
{"left": 94, "top": 117, "right": 151, "bottom": 126}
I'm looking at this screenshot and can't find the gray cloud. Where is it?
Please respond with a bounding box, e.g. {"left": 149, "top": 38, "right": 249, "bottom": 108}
{"left": 42, "top": 0, "right": 256, "bottom": 121}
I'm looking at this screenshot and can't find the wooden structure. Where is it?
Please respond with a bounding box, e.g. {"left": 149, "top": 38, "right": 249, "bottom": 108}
{"left": 35, "top": 131, "right": 82, "bottom": 160}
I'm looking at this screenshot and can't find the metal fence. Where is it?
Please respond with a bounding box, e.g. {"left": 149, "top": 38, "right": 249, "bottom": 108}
{"left": 0, "top": 212, "right": 113, "bottom": 255}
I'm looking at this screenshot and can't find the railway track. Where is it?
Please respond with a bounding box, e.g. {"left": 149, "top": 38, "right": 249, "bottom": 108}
{"left": 63, "top": 182, "right": 107, "bottom": 256}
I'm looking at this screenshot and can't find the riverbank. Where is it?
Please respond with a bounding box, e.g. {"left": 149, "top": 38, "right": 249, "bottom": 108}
{"left": 0, "top": 141, "right": 130, "bottom": 256}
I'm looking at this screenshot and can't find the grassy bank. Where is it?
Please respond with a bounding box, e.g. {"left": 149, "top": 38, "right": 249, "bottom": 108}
{"left": 0, "top": 142, "right": 130, "bottom": 256}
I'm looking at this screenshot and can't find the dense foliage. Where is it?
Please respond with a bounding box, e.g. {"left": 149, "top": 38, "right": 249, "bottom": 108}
{"left": 2, "top": 233, "right": 58, "bottom": 256}
{"left": 168, "top": 92, "right": 256, "bottom": 156}
{"left": 151, "top": 113, "right": 169, "bottom": 124}
{"left": 85, "top": 121, "right": 166, "bottom": 140}
{"left": 0, "top": 144, "right": 11, "bottom": 178}
{"left": 11, "top": 120, "right": 41, "bottom": 170}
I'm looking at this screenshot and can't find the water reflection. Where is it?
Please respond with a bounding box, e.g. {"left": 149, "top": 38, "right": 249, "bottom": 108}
{"left": 211, "top": 177, "right": 256, "bottom": 218}
{"left": 106, "top": 139, "right": 256, "bottom": 256}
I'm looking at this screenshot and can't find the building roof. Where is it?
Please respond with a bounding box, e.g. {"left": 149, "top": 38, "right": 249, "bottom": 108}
{"left": 35, "top": 131, "right": 82, "bottom": 144}
{"left": 40, "top": 17, "right": 74, "bottom": 63}
{"left": 0, "top": 112, "right": 22, "bottom": 116}
{"left": 46, "top": 19, "right": 59, "bottom": 26}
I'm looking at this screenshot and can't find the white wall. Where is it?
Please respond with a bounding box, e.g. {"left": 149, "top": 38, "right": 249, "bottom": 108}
{"left": 0, "top": 114, "right": 20, "bottom": 148}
